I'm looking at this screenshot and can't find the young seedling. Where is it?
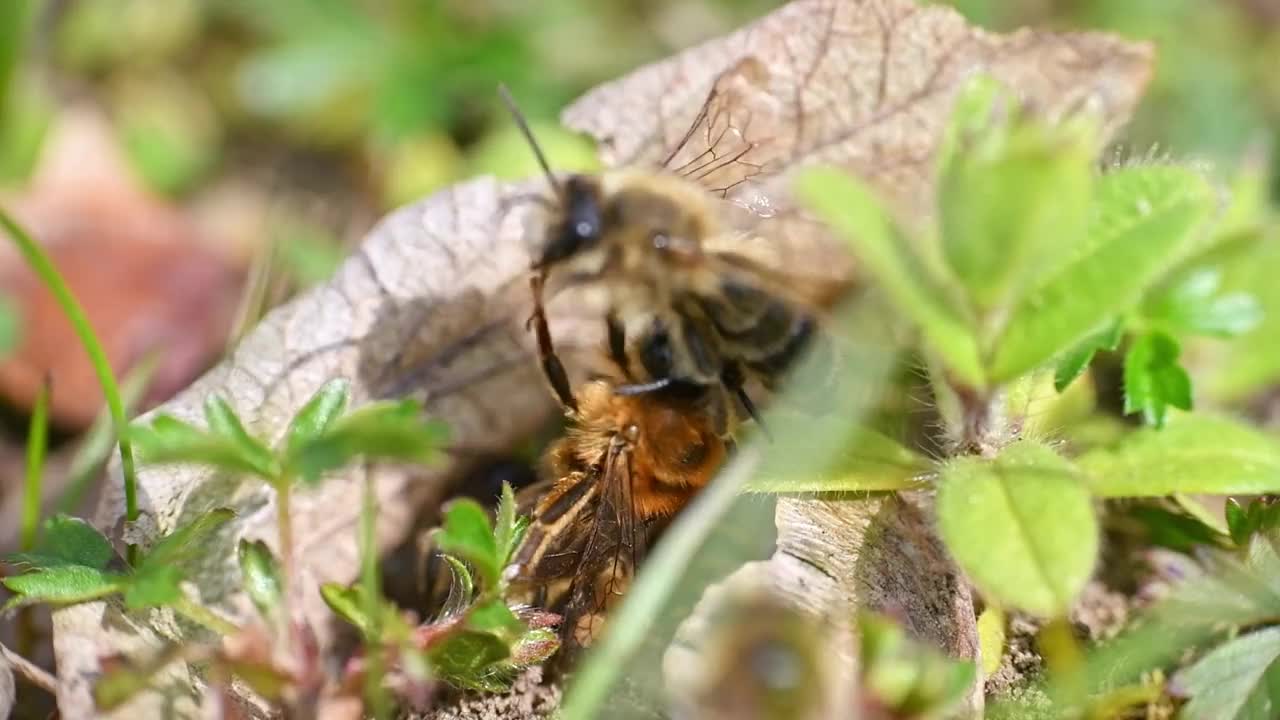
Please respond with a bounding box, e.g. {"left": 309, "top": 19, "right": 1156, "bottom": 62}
{"left": 0, "top": 377, "right": 454, "bottom": 713}
{"left": 324, "top": 481, "right": 559, "bottom": 703}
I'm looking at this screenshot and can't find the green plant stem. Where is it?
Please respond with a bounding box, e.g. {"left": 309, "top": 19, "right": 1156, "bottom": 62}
{"left": 20, "top": 376, "right": 50, "bottom": 551}
{"left": 361, "top": 468, "right": 391, "bottom": 720}
{"left": 275, "top": 479, "right": 297, "bottom": 653}
{"left": 17, "top": 377, "right": 50, "bottom": 656}
{"left": 173, "top": 595, "right": 240, "bottom": 637}
{"left": 0, "top": 207, "right": 140, "bottom": 563}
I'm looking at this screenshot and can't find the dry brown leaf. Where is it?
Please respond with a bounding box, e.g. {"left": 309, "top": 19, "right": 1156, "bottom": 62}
{"left": 0, "top": 107, "right": 240, "bottom": 428}
{"left": 0, "top": 649, "right": 13, "bottom": 720}
{"left": 49, "top": 1, "right": 1153, "bottom": 718}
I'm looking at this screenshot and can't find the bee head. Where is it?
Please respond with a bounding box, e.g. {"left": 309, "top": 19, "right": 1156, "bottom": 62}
{"left": 539, "top": 175, "right": 604, "bottom": 267}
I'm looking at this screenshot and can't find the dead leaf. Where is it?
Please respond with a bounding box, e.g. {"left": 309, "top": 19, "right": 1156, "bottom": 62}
{"left": 0, "top": 648, "right": 13, "bottom": 720}
{"left": 0, "top": 107, "right": 240, "bottom": 428}
{"left": 48, "top": 1, "right": 1153, "bottom": 718}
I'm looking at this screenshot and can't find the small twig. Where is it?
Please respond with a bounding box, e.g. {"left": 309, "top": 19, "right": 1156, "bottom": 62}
{"left": 1, "top": 641, "right": 57, "bottom": 694}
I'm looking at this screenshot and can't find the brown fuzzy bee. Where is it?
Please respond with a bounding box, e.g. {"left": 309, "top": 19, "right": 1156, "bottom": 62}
{"left": 505, "top": 378, "right": 727, "bottom": 655}
{"left": 501, "top": 60, "right": 840, "bottom": 437}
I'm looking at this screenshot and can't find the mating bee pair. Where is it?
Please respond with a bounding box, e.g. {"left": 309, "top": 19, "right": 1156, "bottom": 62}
{"left": 498, "top": 83, "right": 825, "bottom": 656}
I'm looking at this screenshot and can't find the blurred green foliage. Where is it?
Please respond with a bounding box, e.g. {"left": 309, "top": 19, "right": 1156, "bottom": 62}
{"left": 1, "top": 0, "right": 1276, "bottom": 308}
{"left": 3, "top": 0, "right": 1274, "bottom": 206}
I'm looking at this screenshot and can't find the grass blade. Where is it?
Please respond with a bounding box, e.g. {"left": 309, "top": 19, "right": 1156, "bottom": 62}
{"left": 0, "top": 207, "right": 140, "bottom": 562}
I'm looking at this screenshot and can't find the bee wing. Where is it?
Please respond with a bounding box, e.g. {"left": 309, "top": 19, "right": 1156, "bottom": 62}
{"left": 558, "top": 438, "right": 653, "bottom": 654}
{"left": 661, "top": 57, "right": 785, "bottom": 209}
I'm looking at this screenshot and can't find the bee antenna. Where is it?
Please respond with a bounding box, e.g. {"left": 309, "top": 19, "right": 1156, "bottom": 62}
{"left": 498, "top": 84, "right": 564, "bottom": 199}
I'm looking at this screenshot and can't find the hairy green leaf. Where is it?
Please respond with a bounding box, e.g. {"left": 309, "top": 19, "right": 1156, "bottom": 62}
{"left": 433, "top": 499, "right": 500, "bottom": 589}
{"left": 796, "top": 167, "right": 984, "bottom": 387}
{"left": 284, "top": 378, "right": 350, "bottom": 456}
{"left": 441, "top": 555, "right": 475, "bottom": 617}
{"left": 1123, "top": 331, "right": 1192, "bottom": 428}
{"left": 494, "top": 481, "right": 519, "bottom": 567}
{"left": 27, "top": 514, "right": 119, "bottom": 569}
{"left": 1171, "top": 626, "right": 1280, "bottom": 720}
{"left": 937, "top": 441, "right": 1097, "bottom": 615}
{"left": 1080, "top": 415, "right": 1280, "bottom": 497}
{"left": 426, "top": 630, "right": 512, "bottom": 692}
{"left": 509, "top": 627, "right": 560, "bottom": 667}
{"left": 746, "top": 427, "right": 932, "bottom": 493}
{"left": 2, "top": 565, "right": 126, "bottom": 611}
{"left": 988, "top": 165, "right": 1216, "bottom": 383}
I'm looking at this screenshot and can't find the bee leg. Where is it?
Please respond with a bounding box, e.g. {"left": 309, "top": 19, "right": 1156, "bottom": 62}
{"left": 723, "top": 364, "right": 770, "bottom": 439}
{"left": 528, "top": 273, "right": 579, "bottom": 413}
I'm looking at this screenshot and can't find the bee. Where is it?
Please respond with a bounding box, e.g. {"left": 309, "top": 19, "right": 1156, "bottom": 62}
{"left": 499, "top": 61, "right": 841, "bottom": 435}
{"left": 505, "top": 377, "right": 727, "bottom": 656}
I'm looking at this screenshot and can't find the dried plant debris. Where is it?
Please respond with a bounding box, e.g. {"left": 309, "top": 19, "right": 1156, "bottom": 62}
{"left": 47, "top": 0, "right": 1154, "bottom": 717}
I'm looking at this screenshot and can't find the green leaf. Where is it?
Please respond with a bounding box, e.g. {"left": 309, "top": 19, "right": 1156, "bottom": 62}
{"left": 1171, "top": 626, "right": 1280, "bottom": 719}
{"left": 1227, "top": 498, "right": 1255, "bottom": 547}
{"left": 321, "top": 582, "right": 376, "bottom": 638}
{"left": 746, "top": 426, "right": 933, "bottom": 493}
{"left": 795, "top": 167, "right": 984, "bottom": 387}
{"left": 859, "top": 612, "right": 978, "bottom": 716}
{"left": 939, "top": 79, "right": 1093, "bottom": 313}
{"left": 203, "top": 396, "right": 275, "bottom": 473}
{"left": 1123, "top": 331, "right": 1192, "bottom": 428}
{"left": 130, "top": 414, "right": 278, "bottom": 479}
{"left": 1, "top": 565, "right": 126, "bottom": 610}
{"left": 937, "top": 440, "right": 1098, "bottom": 616}
{"left": 1053, "top": 319, "right": 1123, "bottom": 392}
{"left": 468, "top": 599, "right": 523, "bottom": 637}
{"left": 122, "top": 564, "right": 183, "bottom": 610}
{"left": 509, "top": 627, "right": 560, "bottom": 666}
{"left": 977, "top": 605, "right": 1006, "bottom": 677}
{"left": 1127, "top": 504, "right": 1226, "bottom": 552}
{"left": 1143, "top": 268, "right": 1263, "bottom": 338}
{"left": 426, "top": 630, "right": 512, "bottom": 691}
{"left": 494, "top": 481, "right": 519, "bottom": 566}
{"left": 1080, "top": 414, "right": 1280, "bottom": 497}
{"left": 987, "top": 165, "right": 1216, "bottom": 383}
{"left": 441, "top": 555, "right": 475, "bottom": 617}
{"left": 138, "top": 508, "right": 236, "bottom": 571}
{"left": 29, "top": 514, "right": 119, "bottom": 569}
{"left": 286, "top": 399, "right": 449, "bottom": 483}
{"left": 238, "top": 540, "right": 283, "bottom": 620}
{"left": 432, "top": 499, "right": 500, "bottom": 589}
{"left": 284, "top": 378, "right": 349, "bottom": 456}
